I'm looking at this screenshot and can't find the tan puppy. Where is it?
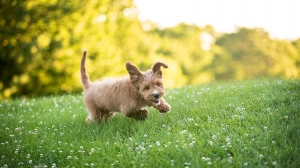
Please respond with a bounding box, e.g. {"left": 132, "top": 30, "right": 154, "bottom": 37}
{"left": 80, "top": 50, "right": 171, "bottom": 123}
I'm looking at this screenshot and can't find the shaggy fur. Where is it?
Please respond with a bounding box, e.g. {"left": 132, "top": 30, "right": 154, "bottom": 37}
{"left": 80, "top": 50, "right": 171, "bottom": 123}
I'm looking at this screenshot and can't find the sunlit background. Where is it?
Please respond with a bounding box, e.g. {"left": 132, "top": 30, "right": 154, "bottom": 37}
{"left": 0, "top": 0, "right": 299, "bottom": 99}
{"left": 136, "top": 0, "right": 300, "bottom": 40}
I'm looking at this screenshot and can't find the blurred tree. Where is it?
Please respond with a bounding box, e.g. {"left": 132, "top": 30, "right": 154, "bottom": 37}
{"left": 213, "top": 28, "right": 300, "bottom": 80}
{"left": 292, "top": 39, "right": 300, "bottom": 73}
{"left": 0, "top": 0, "right": 150, "bottom": 99}
{"left": 0, "top": 0, "right": 87, "bottom": 98}
{"left": 150, "top": 23, "right": 217, "bottom": 84}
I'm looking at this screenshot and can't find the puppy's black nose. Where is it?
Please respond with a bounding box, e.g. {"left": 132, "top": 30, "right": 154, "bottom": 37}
{"left": 153, "top": 93, "right": 160, "bottom": 99}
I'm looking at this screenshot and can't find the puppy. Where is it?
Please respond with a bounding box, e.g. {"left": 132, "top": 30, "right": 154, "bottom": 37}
{"left": 80, "top": 50, "right": 171, "bottom": 123}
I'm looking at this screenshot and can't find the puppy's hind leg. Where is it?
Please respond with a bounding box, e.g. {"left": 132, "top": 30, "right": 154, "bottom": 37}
{"left": 84, "top": 104, "right": 99, "bottom": 123}
{"left": 85, "top": 110, "right": 96, "bottom": 123}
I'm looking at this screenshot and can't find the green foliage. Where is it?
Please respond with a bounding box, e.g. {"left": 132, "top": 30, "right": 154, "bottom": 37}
{"left": 1, "top": 78, "right": 299, "bottom": 167}
{"left": 1, "top": 0, "right": 88, "bottom": 98}
{"left": 214, "top": 28, "right": 300, "bottom": 80}
{"left": 1, "top": 1, "right": 300, "bottom": 99}
{"left": 1, "top": 0, "right": 146, "bottom": 98}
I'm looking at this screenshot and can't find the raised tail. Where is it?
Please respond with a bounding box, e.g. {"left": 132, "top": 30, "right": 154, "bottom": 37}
{"left": 80, "top": 50, "right": 91, "bottom": 89}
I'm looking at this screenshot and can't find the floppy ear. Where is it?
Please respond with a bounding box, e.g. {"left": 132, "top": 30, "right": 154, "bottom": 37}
{"left": 126, "top": 62, "right": 143, "bottom": 84}
{"left": 152, "top": 61, "right": 168, "bottom": 78}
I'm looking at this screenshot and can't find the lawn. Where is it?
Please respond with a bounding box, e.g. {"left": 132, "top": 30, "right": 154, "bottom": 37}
{"left": 0, "top": 78, "right": 299, "bottom": 168}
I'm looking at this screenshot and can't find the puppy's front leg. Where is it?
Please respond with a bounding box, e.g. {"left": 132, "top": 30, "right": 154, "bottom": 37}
{"left": 154, "top": 98, "right": 171, "bottom": 113}
{"left": 125, "top": 108, "right": 149, "bottom": 120}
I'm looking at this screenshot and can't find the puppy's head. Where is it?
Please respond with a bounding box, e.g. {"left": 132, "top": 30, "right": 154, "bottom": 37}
{"left": 126, "top": 61, "right": 168, "bottom": 106}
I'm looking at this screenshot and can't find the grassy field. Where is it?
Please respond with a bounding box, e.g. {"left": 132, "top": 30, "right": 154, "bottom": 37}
{"left": 0, "top": 78, "right": 299, "bottom": 168}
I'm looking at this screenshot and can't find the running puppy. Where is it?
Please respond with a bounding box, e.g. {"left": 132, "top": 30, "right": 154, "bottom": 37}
{"left": 80, "top": 50, "right": 171, "bottom": 123}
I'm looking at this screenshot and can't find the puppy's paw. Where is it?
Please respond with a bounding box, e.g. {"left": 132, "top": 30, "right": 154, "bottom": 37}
{"left": 157, "top": 103, "right": 171, "bottom": 113}
{"left": 85, "top": 118, "right": 93, "bottom": 124}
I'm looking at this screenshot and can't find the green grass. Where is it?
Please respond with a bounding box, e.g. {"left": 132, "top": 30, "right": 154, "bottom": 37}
{"left": 1, "top": 78, "right": 299, "bottom": 168}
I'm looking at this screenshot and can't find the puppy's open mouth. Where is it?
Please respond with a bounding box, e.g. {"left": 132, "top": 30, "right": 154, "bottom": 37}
{"left": 152, "top": 100, "right": 160, "bottom": 106}
{"left": 153, "top": 99, "right": 159, "bottom": 103}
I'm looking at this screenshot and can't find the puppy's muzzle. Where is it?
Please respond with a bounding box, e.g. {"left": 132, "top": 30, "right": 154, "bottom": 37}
{"left": 153, "top": 93, "right": 160, "bottom": 99}
{"left": 153, "top": 93, "right": 160, "bottom": 104}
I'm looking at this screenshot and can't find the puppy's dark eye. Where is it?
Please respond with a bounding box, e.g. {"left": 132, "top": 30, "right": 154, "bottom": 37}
{"left": 144, "top": 86, "right": 150, "bottom": 90}
{"left": 157, "top": 83, "right": 161, "bottom": 87}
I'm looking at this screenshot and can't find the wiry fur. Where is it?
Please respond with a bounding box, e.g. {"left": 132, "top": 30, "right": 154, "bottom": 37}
{"left": 80, "top": 50, "right": 171, "bottom": 123}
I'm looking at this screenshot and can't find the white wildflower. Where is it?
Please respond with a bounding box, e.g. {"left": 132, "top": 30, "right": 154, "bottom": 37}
{"left": 180, "top": 130, "right": 187, "bottom": 135}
